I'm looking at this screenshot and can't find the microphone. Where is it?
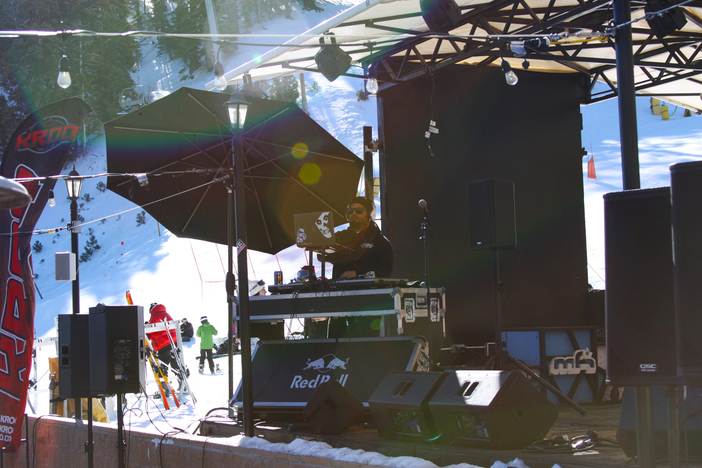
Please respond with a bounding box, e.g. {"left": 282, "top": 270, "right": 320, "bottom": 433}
{"left": 418, "top": 199, "right": 430, "bottom": 225}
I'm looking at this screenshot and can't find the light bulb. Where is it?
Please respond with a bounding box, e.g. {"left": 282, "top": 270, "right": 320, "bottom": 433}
{"left": 501, "top": 59, "right": 518, "bottom": 86}
{"left": 214, "top": 74, "right": 228, "bottom": 91}
{"left": 57, "top": 55, "right": 71, "bottom": 89}
{"left": 48, "top": 190, "right": 56, "bottom": 207}
{"left": 366, "top": 77, "right": 379, "bottom": 94}
{"left": 214, "top": 61, "right": 227, "bottom": 91}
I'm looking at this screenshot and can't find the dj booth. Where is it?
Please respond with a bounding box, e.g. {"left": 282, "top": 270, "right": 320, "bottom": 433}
{"left": 234, "top": 279, "right": 446, "bottom": 416}
{"left": 250, "top": 278, "right": 446, "bottom": 336}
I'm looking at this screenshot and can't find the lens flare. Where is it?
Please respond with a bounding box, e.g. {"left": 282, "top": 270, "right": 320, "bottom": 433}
{"left": 292, "top": 142, "right": 309, "bottom": 159}
{"left": 299, "top": 163, "right": 321, "bottom": 185}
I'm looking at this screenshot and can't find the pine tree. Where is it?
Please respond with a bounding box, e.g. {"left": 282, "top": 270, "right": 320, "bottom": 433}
{"left": 0, "top": 0, "right": 142, "bottom": 149}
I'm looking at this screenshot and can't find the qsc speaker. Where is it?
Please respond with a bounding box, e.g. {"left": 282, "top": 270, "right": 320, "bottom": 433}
{"left": 604, "top": 188, "right": 679, "bottom": 385}
{"left": 368, "top": 371, "right": 446, "bottom": 441}
{"left": 617, "top": 386, "right": 702, "bottom": 458}
{"left": 466, "top": 179, "right": 517, "bottom": 251}
{"left": 314, "top": 37, "right": 351, "bottom": 82}
{"left": 89, "top": 305, "right": 145, "bottom": 395}
{"left": 304, "top": 380, "right": 364, "bottom": 434}
{"left": 671, "top": 161, "right": 702, "bottom": 382}
{"left": 420, "top": 0, "right": 462, "bottom": 32}
{"left": 428, "top": 370, "right": 558, "bottom": 449}
{"left": 57, "top": 314, "right": 91, "bottom": 399}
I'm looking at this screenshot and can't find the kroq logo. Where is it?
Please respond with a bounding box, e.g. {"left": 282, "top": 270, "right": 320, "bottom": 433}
{"left": 14, "top": 116, "right": 79, "bottom": 154}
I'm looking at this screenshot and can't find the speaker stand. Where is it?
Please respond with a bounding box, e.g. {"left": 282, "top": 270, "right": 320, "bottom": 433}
{"left": 484, "top": 249, "right": 587, "bottom": 415}
{"left": 420, "top": 207, "right": 434, "bottom": 369}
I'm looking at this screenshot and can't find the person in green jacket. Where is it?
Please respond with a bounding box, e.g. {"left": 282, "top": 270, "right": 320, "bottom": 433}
{"left": 196, "top": 316, "right": 218, "bottom": 374}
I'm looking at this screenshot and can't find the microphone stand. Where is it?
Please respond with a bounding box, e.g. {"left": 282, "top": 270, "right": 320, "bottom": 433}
{"left": 420, "top": 209, "right": 433, "bottom": 370}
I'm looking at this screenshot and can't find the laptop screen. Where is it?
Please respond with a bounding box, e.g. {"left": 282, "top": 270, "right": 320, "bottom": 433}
{"left": 294, "top": 211, "right": 336, "bottom": 248}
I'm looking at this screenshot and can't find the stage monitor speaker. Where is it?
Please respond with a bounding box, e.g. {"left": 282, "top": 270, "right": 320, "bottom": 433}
{"left": 57, "top": 314, "right": 92, "bottom": 399}
{"left": 428, "top": 370, "right": 558, "bottom": 450}
{"left": 617, "top": 386, "right": 702, "bottom": 459}
{"left": 420, "top": 0, "right": 462, "bottom": 32}
{"left": 466, "top": 179, "right": 516, "bottom": 251}
{"left": 89, "top": 304, "right": 145, "bottom": 395}
{"left": 368, "top": 371, "right": 446, "bottom": 441}
{"left": 604, "top": 187, "right": 679, "bottom": 385}
{"left": 304, "top": 380, "right": 364, "bottom": 434}
{"left": 671, "top": 161, "right": 702, "bottom": 382}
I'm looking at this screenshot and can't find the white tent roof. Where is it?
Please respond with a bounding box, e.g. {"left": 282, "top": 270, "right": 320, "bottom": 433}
{"left": 206, "top": 0, "right": 702, "bottom": 112}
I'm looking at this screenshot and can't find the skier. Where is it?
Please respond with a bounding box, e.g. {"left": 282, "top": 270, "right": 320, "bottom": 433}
{"left": 147, "top": 303, "right": 180, "bottom": 396}
{"left": 196, "top": 316, "right": 218, "bottom": 374}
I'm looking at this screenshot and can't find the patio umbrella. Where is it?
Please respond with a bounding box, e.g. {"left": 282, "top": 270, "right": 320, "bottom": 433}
{"left": 104, "top": 87, "right": 363, "bottom": 254}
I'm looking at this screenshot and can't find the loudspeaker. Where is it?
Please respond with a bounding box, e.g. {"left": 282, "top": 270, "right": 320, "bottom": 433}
{"left": 617, "top": 386, "right": 702, "bottom": 458}
{"left": 604, "top": 187, "right": 679, "bottom": 385}
{"left": 368, "top": 371, "right": 446, "bottom": 441}
{"left": 645, "top": 0, "right": 687, "bottom": 39}
{"left": 466, "top": 179, "right": 517, "bottom": 250}
{"left": 314, "top": 38, "right": 352, "bottom": 82}
{"left": 671, "top": 161, "right": 702, "bottom": 382}
{"left": 57, "top": 314, "right": 91, "bottom": 399}
{"left": 89, "top": 305, "right": 145, "bottom": 395}
{"left": 428, "top": 370, "right": 558, "bottom": 449}
{"left": 303, "top": 380, "right": 364, "bottom": 434}
{"left": 420, "top": 0, "right": 462, "bottom": 32}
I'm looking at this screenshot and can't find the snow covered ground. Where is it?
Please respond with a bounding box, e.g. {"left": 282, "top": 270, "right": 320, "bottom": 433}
{"left": 22, "top": 0, "right": 702, "bottom": 466}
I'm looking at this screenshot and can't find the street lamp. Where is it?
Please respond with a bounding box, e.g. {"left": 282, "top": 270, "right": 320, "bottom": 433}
{"left": 225, "top": 90, "right": 253, "bottom": 436}
{"left": 66, "top": 167, "right": 82, "bottom": 315}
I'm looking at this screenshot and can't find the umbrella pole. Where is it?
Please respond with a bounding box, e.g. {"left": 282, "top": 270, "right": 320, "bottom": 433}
{"left": 233, "top": 134, "right": 255, "bottom": 437}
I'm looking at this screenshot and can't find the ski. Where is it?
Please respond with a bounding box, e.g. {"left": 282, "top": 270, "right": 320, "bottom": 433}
{"left": 128, "top": 290, "right": 180, "bottom": 408}
{"left": 162, "top": 319, "right": 197, "bottom": 404}
{"left": 144, "top": 339, "right": 170, "bottom": 409}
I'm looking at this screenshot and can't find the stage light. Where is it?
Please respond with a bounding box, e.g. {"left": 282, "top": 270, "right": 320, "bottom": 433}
{"left": 136, "top": 174, "right": 149, "bottom": 189}
{"left": 645, "top": 0, "right": 687, "bottom": 39}
{"left": 57, "top": 55, "right": 71, "bottom": 89}
{"left": 420, "top": 0, "right": 462, "bottom": 32}
{"left": 501, "top": 59, "right": 518, "bottom": 86}
{"left": 314, "top": 35, "right": 351, "bottom": 82}
{"left": 0, "top": 177, "right": 31, "bottom": 209}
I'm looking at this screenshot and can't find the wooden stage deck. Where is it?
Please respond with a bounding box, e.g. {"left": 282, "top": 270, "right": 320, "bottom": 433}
{"left": 200, "top": 401, "right": 639, "bottom": 468}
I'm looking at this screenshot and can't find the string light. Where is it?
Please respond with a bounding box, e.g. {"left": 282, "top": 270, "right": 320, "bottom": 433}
{"left": 214, "top": 58, "right": 228, "bottom": 91}
{"left": 57, "top": 55, "right": 71, "bottom": 89}
{"left": 48, "top": 190, "right": 56, "bottom": 207}
{"left": 501, "top": 59, "right": 518, "bottom": 86}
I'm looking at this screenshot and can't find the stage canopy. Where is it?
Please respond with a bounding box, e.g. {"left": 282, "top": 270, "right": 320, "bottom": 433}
{"left": 205, "top": 0, "right": 702, "bottom": 113}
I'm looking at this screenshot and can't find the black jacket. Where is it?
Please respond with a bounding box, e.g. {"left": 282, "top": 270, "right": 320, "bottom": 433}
{"left": 329, "top": 221, "right": 393, "bottom": 280}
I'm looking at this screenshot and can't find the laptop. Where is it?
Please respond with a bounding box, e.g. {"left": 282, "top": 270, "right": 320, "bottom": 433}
{"left": 294, "top": 211, "right": 336, "bottom": 248}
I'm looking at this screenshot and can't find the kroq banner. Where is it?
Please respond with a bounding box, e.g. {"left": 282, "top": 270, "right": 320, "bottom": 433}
{"left": 0, "top": 97, "right": 91, "bottom": 451}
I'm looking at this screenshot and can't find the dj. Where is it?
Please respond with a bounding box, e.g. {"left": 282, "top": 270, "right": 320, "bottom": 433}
{"left": 328, "top": 196, "right": 394, "bottom": 280}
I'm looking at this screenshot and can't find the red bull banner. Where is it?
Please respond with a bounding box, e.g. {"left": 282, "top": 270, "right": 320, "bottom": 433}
{"left": 0, "top": 98, "right": 91, "bottom": 451}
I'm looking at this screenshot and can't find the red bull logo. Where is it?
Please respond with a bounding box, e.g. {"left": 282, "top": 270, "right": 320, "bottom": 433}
{"left": 291, "top": 353, "right": 350, "bottom": 389}
{"left": 14, "top": 116, "right": 79, "bottom": 154}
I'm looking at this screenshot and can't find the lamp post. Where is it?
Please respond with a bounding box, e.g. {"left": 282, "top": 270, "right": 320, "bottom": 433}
{"left": 65, "top": 167, "right": 82, "bottom": 315}
{"left": 225, "top": 90, "right": 254, "bottom": 437}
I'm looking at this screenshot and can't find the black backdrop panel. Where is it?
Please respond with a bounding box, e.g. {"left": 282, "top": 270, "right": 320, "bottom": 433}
{"left": 379, "top": 65, "right": 590, "bottom": 346}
